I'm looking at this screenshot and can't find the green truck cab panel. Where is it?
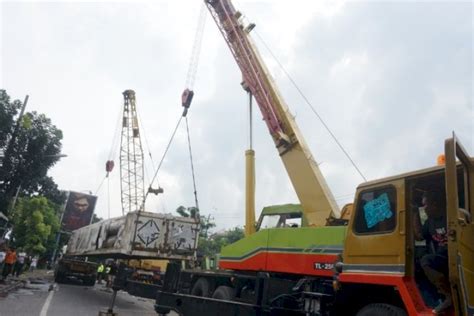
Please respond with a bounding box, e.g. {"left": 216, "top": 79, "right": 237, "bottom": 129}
{"left": 221, "top": 226, "right": 347, "bottom": 260}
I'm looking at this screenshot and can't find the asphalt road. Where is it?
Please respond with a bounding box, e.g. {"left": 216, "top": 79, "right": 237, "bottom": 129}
{"left": 0, "top": 276, "right": 162, "bottom": 316}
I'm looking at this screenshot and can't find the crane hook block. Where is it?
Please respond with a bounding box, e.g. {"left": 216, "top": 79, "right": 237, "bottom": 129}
{"left": 181, "top": 89, "right": 194, "bottom": 117}
{"left": 148, "top": 186, "right": 164, "bottom": 195}
{"left": 105, "top": 160, "right": 115, "bottom": 173}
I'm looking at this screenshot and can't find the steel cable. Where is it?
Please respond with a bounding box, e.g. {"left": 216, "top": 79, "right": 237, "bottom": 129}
{"left": 141, "top": 115, "right": 184, "bottom": 210}
{"left": 254, "top": 31, "right": 367, "bottom": 182}
{"left": 185, "top": 116, "right": 200, "bottom": 214}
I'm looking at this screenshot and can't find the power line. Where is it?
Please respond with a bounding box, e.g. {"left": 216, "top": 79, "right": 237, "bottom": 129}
{"left": 254, "top": 31, "right": 367, "bottom": 182}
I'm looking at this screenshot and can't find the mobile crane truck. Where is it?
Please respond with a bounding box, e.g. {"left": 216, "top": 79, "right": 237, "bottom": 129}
{"left": 154, "top": 0, "right": 474, "bottom": 315}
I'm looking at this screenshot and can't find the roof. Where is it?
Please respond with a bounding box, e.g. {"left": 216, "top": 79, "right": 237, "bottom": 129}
{"left": 358, "top": 164, "right": 445, "bottom": 189}
{"left": 357, "top": 158, "right": 473, "bottom": 190}
{"left": 261, "top": 204, "right": 303, "bottom": 216}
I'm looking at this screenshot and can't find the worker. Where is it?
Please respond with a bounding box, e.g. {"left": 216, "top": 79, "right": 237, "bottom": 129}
{"left": 105, "top": 263, "right": 116, "bottom": 288}
{"left": 14, "top": 249, "right": 26, "bottom": 277}
{"left": 105, "top": 264, "right": 111, "bottom": 287}
{"left": 1, "top": 247, "right": 17, "bottom": 281}
{"left": 97, "top": 263, "right": 105, "bottom": 284}
{"left": 413, "top": 192, "right": 451, "bottom": 314}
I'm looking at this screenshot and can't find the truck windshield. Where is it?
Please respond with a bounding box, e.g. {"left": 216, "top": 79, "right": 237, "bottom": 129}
{"left": 259, "top": 214, "right": 302, "bottom": 230}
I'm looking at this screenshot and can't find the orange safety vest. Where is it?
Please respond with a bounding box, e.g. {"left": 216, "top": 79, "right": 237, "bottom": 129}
{"left": 4, "top": 251, "right": 17, "bottom": 264}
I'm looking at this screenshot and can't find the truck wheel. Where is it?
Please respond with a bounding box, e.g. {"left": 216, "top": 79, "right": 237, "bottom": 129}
{"left": 191, "top": 277, "right": 211, "bottom": 297}
{"left": 54, "top": 272, "right": 64, "bottom": 284}
{"left": 83, "top": 277, "right": 96, "bottom": 286}
{"left": 212, "top": 286, "right": 235, "bottom": 300}
{"left": 356, "top": 303, "right": 407, "bottom": 316}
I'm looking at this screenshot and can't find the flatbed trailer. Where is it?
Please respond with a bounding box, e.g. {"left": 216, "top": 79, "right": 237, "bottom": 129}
{"left": 155, "top": 262, "right": 335, "bottom": 316}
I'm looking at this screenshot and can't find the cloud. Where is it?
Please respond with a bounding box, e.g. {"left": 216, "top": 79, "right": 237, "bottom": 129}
{"left": 1, "top": 0, "right": 472, "bottom": 231}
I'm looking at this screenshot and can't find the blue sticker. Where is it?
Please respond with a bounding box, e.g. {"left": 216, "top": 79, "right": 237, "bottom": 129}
{"left": 363, "top": 193, "right": 393, "bottom": 228}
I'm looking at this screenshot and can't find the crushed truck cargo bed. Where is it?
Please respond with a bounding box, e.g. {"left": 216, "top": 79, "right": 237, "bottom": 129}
{"left": 66, "top": 211, "right": 199, "bottom": 260}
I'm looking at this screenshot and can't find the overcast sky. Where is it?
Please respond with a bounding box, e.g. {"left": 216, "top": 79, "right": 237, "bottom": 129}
{"left": 1, "top": 0, "right": 472, "bottom": 231}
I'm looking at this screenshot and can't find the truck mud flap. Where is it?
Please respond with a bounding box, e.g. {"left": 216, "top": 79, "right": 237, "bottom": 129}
{"left": 155, "top": 291, "right": 264, "bottom": 316}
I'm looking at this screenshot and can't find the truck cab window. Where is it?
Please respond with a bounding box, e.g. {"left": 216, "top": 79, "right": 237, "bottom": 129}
{"left": 354, "top": 186, "right": 397, "bottom": 234}
{"left": 258, "top": 213, "right": 302, "bottom": 230}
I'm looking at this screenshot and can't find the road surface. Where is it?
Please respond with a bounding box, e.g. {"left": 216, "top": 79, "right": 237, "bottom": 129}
{"left": 0, "top": 273, "right": 166, "bottom": 316}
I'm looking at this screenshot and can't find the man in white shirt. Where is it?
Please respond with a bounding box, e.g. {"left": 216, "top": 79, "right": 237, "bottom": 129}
{"left": 29, "top": 256, "right": 38, "bottom": 272}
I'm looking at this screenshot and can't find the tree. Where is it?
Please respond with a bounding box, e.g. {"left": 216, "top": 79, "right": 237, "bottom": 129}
{"left": 91, "top": 213, "right": 103, "bottom": 224}
{"left": 0, "top": 90, "right": 21, "bottom": 150}
{"left": 0, "top": 90, "right": 65, "bottom": 214}
{"left": 10, "top": 196, "right": 60, "bottom": 255}
{"left": 176, "top": 206, "right": 216, "bottom": 238}
{"left": 198, "top": 227, "right": 245, "bottom": 257}
{"left": 175, "top": 206, "right": 244, "bottom": 257}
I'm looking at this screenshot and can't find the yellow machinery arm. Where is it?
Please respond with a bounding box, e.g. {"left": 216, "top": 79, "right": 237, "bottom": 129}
{"left": 205, "top": 0, "right": 340, "bottom": 226}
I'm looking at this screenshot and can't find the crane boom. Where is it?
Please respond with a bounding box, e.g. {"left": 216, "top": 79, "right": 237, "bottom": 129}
{"left": 120, "top": 90, "right": 145, "bottom": 215}
{"left": 205, "top": 0, "right": 340, "bottom": 225}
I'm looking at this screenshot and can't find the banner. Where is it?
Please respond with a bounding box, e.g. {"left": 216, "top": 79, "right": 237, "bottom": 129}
{"left": 62, "top": 191, "right": 97, "bottom": 231}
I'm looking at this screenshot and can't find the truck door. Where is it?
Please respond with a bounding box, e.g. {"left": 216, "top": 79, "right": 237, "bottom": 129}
{"left": 444, "top": 135, "right": 474, "bottom": 316}
{"left": 344, "top": 180, "right": 406, "bottom": 273}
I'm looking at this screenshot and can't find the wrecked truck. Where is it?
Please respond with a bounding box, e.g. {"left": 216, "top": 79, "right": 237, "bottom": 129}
{"left": 66, "top": 211, "right": 199, "bottom": 259}
{"left": 63, "top": 211, "right": 199, "bottom": 297}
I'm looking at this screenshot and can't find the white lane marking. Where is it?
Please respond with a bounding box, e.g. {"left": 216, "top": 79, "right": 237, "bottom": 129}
{"left": 39, "top": 284, "right": 57, "bottom": 316}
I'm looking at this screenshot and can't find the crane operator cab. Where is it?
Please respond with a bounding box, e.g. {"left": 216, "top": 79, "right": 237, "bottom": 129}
{"left": 256, "top": 203, "right": 352, "bottom": 231}
{"left": 256, "top": 204, "right": 303, "bottom": 230}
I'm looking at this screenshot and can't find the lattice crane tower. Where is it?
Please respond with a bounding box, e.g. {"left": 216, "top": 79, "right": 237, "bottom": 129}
{"left": 120, "top": 90, "right": 145, "bottom": 214}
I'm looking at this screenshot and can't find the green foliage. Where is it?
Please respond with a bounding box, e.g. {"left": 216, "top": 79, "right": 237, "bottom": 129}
{"left": 0, "top": 90, "right": 21, "bottom": 149}
{"left": 0, "top": 90, "right": 65, "bottom": 214}
{"left": 198, "top": 227, "right": 245, "bottom": 257}
{"left": 91, "top": 213, "right": 103, "bottom": 224}
{"left": 176, "top": 206, "right": 216, "bottom": 238}
{"left": 175, "top": 206, "right": 244, "bottom": 257}
{"left": 11, "top": 196, "right": 60, "bottom": 255}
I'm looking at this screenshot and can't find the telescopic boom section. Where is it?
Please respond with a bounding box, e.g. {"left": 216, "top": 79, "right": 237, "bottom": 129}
{"left": 205, "top": 0, "right": 340, "bottom": 225}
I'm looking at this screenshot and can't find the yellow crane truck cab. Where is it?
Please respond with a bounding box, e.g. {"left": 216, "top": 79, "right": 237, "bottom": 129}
{"left": 339, "top": 135, "right": 473, "bottom": 315}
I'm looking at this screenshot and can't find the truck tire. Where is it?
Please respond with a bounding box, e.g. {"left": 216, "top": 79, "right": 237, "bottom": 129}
{"left": 191, "top": 277, "right": 211, "bottom": 297}
{"left": 212, "top": 286, "right": 235, "bottom": 301}
{"left": 356, "top": 303, "right": 407, "bottom": 316}
{"left": 54, "top": 272, "right": 65, "bottom": 284}
{"left": 83, "top": 277, "right": 96, "bottom": 286}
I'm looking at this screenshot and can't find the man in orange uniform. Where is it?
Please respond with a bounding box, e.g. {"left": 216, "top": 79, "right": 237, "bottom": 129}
{"left": 1, "top": 247, "right": 17, "bottom": 281}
